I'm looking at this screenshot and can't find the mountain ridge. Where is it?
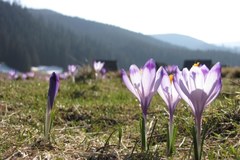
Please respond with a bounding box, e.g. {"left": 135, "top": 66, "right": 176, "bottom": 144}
{"left": 151, "top": 33, "right": 233, "bottom": 51}
{"left": 0, "top": 1, "right": 240, "bottom": 72}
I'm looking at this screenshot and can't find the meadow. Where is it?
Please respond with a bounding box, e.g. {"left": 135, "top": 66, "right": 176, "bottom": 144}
{"left": 0, "top": 67, "right": 240, "bottom": 159}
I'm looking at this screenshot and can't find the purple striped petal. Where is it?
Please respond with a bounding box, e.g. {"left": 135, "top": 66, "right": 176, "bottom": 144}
{"left": 129, "top": 64, "right": 143, "bottom": 97}
{"left": 158, "top": 67, "right": 171, "bottom": 107}
{"left": 174, "top": 67, "right": 195, "bottom": 113}
{"left": 200, "top": 64, "right": 209, "bottom": 77}
{"left": 121, "top": 69, "right": 140, "bottom": 101}
{"left": 190, "top": 66, "right": 205, "bottom": 90}
{"left": 204, "top": 62, "right": 222, "bottom": 106}
{"left": 142, "top": 59, "right": 156, "bottom": 97}
{"left": 153, "top": 66, "right": 163, "bottom": 92}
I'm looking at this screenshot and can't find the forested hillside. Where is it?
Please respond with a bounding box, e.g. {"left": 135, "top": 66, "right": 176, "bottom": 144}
{"left": 0, "top": 1, "right": 240, "bottom": 72}
{"left": 0, "top": 1, "right": 109, "bottom": 71}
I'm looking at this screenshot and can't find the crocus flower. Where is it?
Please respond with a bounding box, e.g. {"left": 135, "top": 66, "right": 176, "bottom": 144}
{"left": 68, "top": 65, "right": 77, "bottom": 75}
{"left": 8, "top": 70, "right": 19, "bottom": 80}
{"left": 68, "top": 65, "right": 77, "bottom": 82}
{"left": 26, "top": 72, "right": 35, "bottom": 79}
{"left": 93, "top": 61, "right": 105, "bottom": 78}
{"left": 45, "top": 72, "right": 60, "bottom": 140}
{"left": 165, "top": 65, "right": 178, "bottom": 75}
{"left": 21, "top": 73, "right": 27, "bottom": 80}
{"left": 158, "top": 65, "right": 180, "bottom": 124}
{"left": 157, "top": 66, "right": 181, "bottom": 156}
{"left": 173, "top": 62, "right": 222, "bottom": 160}
{"left": 59, "top": 72, "right": 69, "bottom": 80}
{"left": 122, "top": 58, "right": 162, "bottom": 150}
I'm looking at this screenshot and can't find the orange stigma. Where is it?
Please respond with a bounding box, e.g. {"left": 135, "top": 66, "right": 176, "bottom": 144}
{"left": 193, "top": 62, "right": 200, "bottom": 67}
{"left": 169, "top": 74, "right": 174, "bottom": 83}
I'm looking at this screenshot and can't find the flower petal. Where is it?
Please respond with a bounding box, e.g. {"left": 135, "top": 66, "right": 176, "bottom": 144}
{"left": 170, "top": 84, "right": 181, "bottom": 111}
{"left": 189, "top": 89, "right": 208, "bottom": 117}
{"left": 121, "top": 69, "right": 140, "bottom": 101}
{"left": 204, "top": 62, "right": 222, "bottom": 106}
{"left": 157, "top": 68, "right": 171, "bottom": 107}
{"left": 153, "top": 66, "right": 163, "bottom": 92}
{"left": 189, "top": 66, "right": 205, "bottom": 90}
{"left": 200, "top": 64, "right": 209, "bottom": 77}
{"left": 142, "top": 59, "right": 156, "bottom": 97}
{"left": 204, "top": 62, "right": 221, "bottom": 95}
{"left": 174, "top": 67, "right": 195, "bottom": 113}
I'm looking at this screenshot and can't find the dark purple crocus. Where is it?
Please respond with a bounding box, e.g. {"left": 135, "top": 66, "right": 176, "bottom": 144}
{"left": 48, "top": 72, "right": 59, "bottom": 110}
{"left": 45, "top": 72, "right": 59, "bottom": 140}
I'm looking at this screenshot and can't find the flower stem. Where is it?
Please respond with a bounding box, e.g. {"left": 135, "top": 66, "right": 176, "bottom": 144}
{"left": 167, "top": 123, "right": 173, "bottom": 156}
{"left": 196, "top": 118, "right": 202, "bottom": 160}
{"left": 71, "top": 76, "right": 75, "bottom": 83}
{"left": 140, "top": 114, "right": 147, "bottom": 151}
{"left": 192, "top": 117, "right": 202, "bottom": 160}
{"left": 44, "top": 108, "right": 51, "bottom": 141}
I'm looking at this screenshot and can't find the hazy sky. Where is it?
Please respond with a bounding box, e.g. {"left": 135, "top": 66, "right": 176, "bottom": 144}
{"left": 19, "top": 0, "right": 240, "bottom": 44}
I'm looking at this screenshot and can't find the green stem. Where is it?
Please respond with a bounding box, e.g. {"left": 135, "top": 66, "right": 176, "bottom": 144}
{"left": 140, "top": 114, "right": 147, "bottom": 151}
{"left": 196, "top": 118, "right": 202, "bottom": 160}
{"left": 167, "top": 123, "right": 173, "bottom": 156}
{"left": 71, "top": 76, "right": 75, "bottom": 83}
{"left": 193, "top": 117, "right": 202, "bottom": 160}
{"left": 44, "top": 108, "right": 51, "bottom": 141}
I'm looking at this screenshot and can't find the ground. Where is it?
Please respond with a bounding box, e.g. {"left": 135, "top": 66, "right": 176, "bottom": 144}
{"left": 0, "top": 71, "right": 240, "bottom": 159}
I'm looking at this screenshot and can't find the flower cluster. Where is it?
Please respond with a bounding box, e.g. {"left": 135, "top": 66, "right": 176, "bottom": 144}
{"left": 122, "top": 59, "right": 222, "bottom": 158}
{"left": 41, "top": 58, "right": 221, "bottom": 160}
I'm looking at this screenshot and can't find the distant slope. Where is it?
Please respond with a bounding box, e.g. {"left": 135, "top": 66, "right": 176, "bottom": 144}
{"left": 28, "top": 9, "right": 192, "bottom": 67}
{"left": 151, "top": 34, "right": 226, "bottom": 51}
{"left": 29, "top": 9, "right": 240, "bottom": 67}
{"left": 218, "top": 42, "right": 240, "bottom": 53}
{"left": 0, "top": 1, "right": 240, "bottom": 72}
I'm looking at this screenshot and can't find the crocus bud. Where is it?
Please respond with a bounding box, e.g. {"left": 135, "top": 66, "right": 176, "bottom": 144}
{"left": 48, "top": 72, "right": 59, "bottom": 110}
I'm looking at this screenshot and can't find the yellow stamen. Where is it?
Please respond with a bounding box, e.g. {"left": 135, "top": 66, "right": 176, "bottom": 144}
{"left": 193, "top": 62, "right": 200, "bottom": 67}
{"left": 169, "top": 74, "right": 174, "bottom": 83}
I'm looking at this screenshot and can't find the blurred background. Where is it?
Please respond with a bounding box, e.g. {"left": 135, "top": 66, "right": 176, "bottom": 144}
{"left": 0, "top": 0, "right": 240, "bottom": 74}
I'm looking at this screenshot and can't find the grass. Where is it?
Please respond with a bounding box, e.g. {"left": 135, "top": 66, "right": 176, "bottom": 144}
{"left": 0, "top": 72, "right": 240, "bottom": 159}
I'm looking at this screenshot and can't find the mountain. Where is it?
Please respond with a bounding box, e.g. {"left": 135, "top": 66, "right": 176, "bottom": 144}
{"left": 28, "top": 9, "right": 240, "bottom": 67}
{"left": 0, "top": 1, "right": 240, "bottom": 72}
{"left": 218, "top": 42, "right": 240, "bottom": 53}
{"left": 151, "top": 34, "right": 228, "bottom": 51}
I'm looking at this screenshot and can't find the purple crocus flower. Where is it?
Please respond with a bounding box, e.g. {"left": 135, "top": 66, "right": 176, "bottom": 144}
{"left": 157, "top": 66, "right": 181, "bottom": 155}
{"left": 45, "top": 72, "right": 59, "bottom": 140}
{"left": 48, "top": 72, "right": 60, "bottom": 110}
{"left": 26, "top": 72, "right": 35, "bottom": 79}
{"left": 158, "top": 66, "right": 181, "bottom": 124}
{"left": 121, "top": 58, "right": 162, "bottom": 150}
{"left": 93, "top": 61, "right": 105, "bottom": 79}
{"left": 68, "top": 65, "right": 77, "bottom": 75}
{"left": 173, "top": 62, "right": 222, "bottom": 159}
{"left": 68, "top": 65, "right": 77, "bottom": 82}
{"left": 8, "top": 70, "right": 19, "bottom": 80}
{"left": 21, "top": 73, "right": 27, "bottom": 80}
{"left": 164, "top": 65, "right": 178, "bottom": 75}
{"left": 93, "top": 61, "right": 105, "bottom": 73}
{"left": 59, "top": 72, "right": 69, "bottom": 80}
{"left": 122, "top": 59, "right": 162, "bottom": 118}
